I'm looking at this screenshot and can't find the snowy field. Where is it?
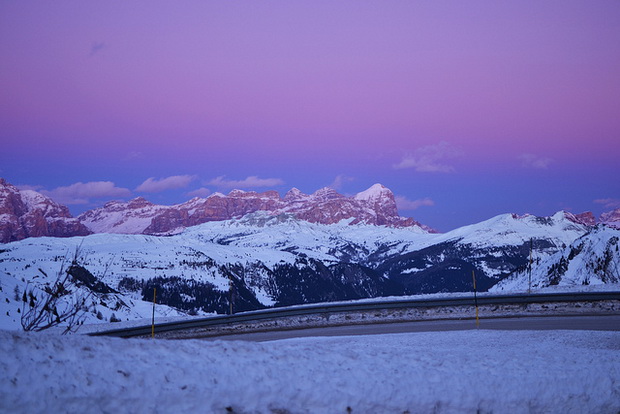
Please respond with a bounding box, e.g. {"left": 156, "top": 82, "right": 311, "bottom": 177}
{"left": 1, "top": 329, "right": 619, "bottom": 413}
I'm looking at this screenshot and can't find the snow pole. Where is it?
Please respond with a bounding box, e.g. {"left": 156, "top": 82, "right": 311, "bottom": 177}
{"left": 151, "top": 287, "right": 156, "bottom": 339}
{"left": 472, "top": 270, "right": 479, "bottom": 328}
{"left": 528, "top": 238, "right": 533, "bottom": 294}
{"left": 229, "top": 274, "right": 234, "bottom": 315}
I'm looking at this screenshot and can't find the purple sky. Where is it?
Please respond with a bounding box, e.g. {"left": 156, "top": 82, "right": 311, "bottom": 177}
{"left": 1, "top": 1, "right": 619, "bottom": 231}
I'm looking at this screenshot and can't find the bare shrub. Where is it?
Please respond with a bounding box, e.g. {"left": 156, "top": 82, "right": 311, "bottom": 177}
{"left": 21, "top": 247, "right": 93, "bottom": 334}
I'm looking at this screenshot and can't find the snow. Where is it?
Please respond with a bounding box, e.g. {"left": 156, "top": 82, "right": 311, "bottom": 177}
{"left": 79, "top": 205, "right": 168, "bottom": 234}
{"left": 492, "top": 226, "right": 620, "bottom": 291}
{"left": 1, "top": 328, "right": 618, "bottom": 413}
{"left": 18, "top": 189, "right": 47, "bottom": 211}
{"left": 353, "top": 183, "right": 389, "bottom": 202}
{"left": 437, "top": 211, "right": 586, "bottom": 249}
{"left": 1, "top": 211, "right": 617, "bottom": 332}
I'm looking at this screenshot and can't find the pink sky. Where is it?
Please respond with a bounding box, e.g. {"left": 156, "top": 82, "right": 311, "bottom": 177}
{"left": 1, "top": 1, "right": 619, "bottom": 231}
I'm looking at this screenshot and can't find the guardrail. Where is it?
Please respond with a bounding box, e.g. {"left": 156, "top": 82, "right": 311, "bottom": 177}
{"left": 89, "top": 291, "right": 620, "bottom": 338}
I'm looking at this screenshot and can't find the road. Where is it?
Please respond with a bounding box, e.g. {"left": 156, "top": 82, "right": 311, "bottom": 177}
{"left": 199, "top": 314, "right": 620, "bottom": 342}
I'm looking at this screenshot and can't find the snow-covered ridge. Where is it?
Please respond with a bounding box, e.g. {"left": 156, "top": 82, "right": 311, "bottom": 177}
{"left": 440, "top": 211, "right": 587, "bottom": 248}
{"left": 493, "top": 225, "right": 620, "bottom": 291}
{"left": 2, "top": 208, "right": 618, "bottom": 330}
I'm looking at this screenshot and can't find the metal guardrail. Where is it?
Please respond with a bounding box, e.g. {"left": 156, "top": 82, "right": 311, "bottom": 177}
{"left": 89, "top": 291, "right": 620, "bottom": 338}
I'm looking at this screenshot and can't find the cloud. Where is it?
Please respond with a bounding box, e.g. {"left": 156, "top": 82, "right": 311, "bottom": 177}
{"left": 122, "top": 151, "right": 144, "bottom": 162}
{"left": 89, "top": 41, "right": 106, "bottom": 57}
{"left": 187, "top": 187, "right": 212, "bottom": 198}
{"left": 328, "top": 175, "right": 354, "bottom": 190}
{"left": 594, "top": 198, "right": 620, "bottom": 209}
{"left": 395, "top": 196, "right": 435, "bottom": 211}
{"left": 393, "top": 141, "right": 461, "bottom": 173}
{"left": 42, "top": 181, "right": 131, "bottom": 205}
{"left": 518, "top": 153, "right": 553, "bottom": 169}
{"left": 136, "top": 175, "right": 196, "bottom": 193}
{"left": 207, "top": 176, "right": 284, "bottom": 189}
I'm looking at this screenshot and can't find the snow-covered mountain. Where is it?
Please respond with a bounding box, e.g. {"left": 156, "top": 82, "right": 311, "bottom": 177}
{"left": 0, "top": 179, "right": 431, "bottom": 241}
{"left": 78, "top": 183, "right": 432, "bottom": 235}
{"left": 601, "top": 208, "right": 620, "bottom": 229}
{"left": 492, "top": 225, "right": 620, "bottom": 291}
{"left": 1, "top": 177, "right": 616, "bottom": 243}
{"left": 2, "top": 177, "right": 619, "bottom": 331}
{"left": 3, "top": 208, "right": 617, "bottom": 330}
{"left": 0, "top": 178, "right": 91, "bottom": 243}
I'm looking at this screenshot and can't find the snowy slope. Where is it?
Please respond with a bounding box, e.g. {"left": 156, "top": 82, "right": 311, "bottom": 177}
{"left": 492, "top": 225, "right": 620, "bottom": 291}
{"left": 0, "top": 214, "right": 431, "bottom": 330}
{"left": 1, "top": 329, "right": 619, "bottom": 413}
{"left": 77, "top": 198, "right": 170, "bottom": 234}
{"left": 1, "top": 210, "right": 616, "bottom": 331}
{"left": 433, "top": 211, "right": 586, "bottom": 249}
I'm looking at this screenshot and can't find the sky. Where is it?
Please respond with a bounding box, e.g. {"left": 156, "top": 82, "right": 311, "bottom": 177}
{"left": 1, "top": 1, "right": 619, "bottom": 232}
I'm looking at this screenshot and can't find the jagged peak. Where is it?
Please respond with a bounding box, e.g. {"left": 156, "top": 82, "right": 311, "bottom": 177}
{"left": 354, "top": 183, "right": 392, "bottom": 202}
{"left": 311, "top": 187, "right": 343, "bottom": 200}
{"left": 127, "top": 197, "right": 154, "bottom": 207}
{"left": 601, "top": 207, "right": 620, "bottom": 222}
{"left": 1, "top": 178, "right": 431, "bottom": 239}
{"left": 227, "top": 189, "right": 280, "bottom": 199}
{"left": 284, "top": 187, "right": 308, "bottom": 201}
{"left": 98, "top": 197, "right": 153, "bottom": 210}
{"left": 564, "top": 211, "right": 597, "bottom": 227}
{"left": 552, "top": 210, "right": 594, "bottom": 226}
{"left": 228, "top": 189, "right": 249, "bottom": 196}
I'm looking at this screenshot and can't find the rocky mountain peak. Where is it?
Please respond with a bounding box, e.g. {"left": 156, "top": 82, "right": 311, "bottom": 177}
{"left": 0, "top": 178, "right": 91, "bottom": 243}
{"left": 283, "top": 187, "right": 307, "bottom": 202}
{"left": 310, "top": 187, "right": 343, "bottom": 200}
{"left": 354, "top": 183, "right": 391, "bottom": 202}
{"left": 571, "top": 211, "right": 597, "bottom": 226}
{"left": 127, "top": 197, "right": 154, "bottom": 208}
{"left": 601, "top": 208, "right": 620, "bottom": 229}
{"left": 227, "top": 189, "right": 281, "bottom": 200}
{"left": 1, "top": 179, "right": 432, "bottom": 240}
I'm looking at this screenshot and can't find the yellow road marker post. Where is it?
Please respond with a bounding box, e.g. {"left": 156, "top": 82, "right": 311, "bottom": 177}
{"left": 528, "top": 238, "right": 533, "bottom": 294}
{"left": 472, "top": 270, "right": 479, "bottom": 328}
{"left": 151, "top": 287, "right": 156, "bottom": 339}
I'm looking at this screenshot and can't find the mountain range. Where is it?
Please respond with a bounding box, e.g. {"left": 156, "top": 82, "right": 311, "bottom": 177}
{"left": 1, "top": 179, "right": 432, "bottom": 243}
{"left": 0, "top": 177, "right": 619, "bottom": 330}
{"left": 2, "top": 177, "right": 619, "bottom": 243}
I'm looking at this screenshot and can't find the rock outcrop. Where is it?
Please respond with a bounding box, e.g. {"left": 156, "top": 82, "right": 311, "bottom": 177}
{"left": 601, "top": 208, "right": 620, "bottom": 229}
{"left": 0, "top": 178, "right": 91, "bottom": 243}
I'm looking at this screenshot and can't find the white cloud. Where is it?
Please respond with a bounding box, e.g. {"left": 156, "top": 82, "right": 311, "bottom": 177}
{"left": 136, "top": 175, "right": 196, "bottom": 193}
{"left": 42, "top": 181, "right": 131, "bottom": 205}
{"left": 207, "top": 176, "right": 284, "bottom": 189}
{"left": 395, "top": 196, "right": 435, "bottom": 211}
{"left": 594, "top": 198, "right": 620, "bottom": 209}
{"left": 394, "top": 141, "right": 461, "bottom": 173}
{"left": 518, "top": 153, "right": 553, "bottom": 169}
{"left": 187, "top": 187, "right": 211, "bottom": 198}
{"left": 328, "top": 175, "right": 354, "bottom": 190}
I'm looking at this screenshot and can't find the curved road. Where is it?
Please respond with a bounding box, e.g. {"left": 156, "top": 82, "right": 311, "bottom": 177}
{"left": 200, "top": 314, "right": 620, "bottom": 342}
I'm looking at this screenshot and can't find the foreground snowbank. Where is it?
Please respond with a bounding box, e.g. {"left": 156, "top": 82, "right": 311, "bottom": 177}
{"left": 1, "top": 329, "right": 619, "bottom": 413}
